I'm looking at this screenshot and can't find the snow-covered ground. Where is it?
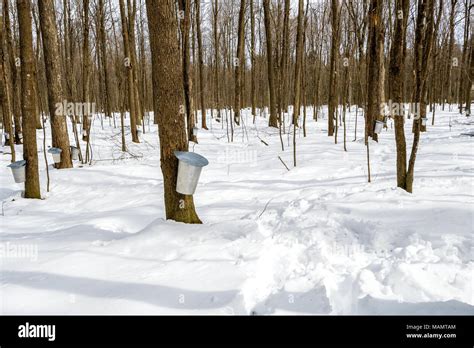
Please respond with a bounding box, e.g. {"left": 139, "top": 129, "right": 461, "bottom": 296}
{"left": 1, "top": 106, "right": 473, "bottom": 314}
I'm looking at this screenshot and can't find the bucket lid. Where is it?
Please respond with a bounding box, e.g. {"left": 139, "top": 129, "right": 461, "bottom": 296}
{"left": 48, "top": 147, "right": 62, "bottom": 154}
{"left": 375, "top": 120, "right": 384, "bottom": 124}
{"left": 7, "top": 159, "right": 26, "bottom": 168}
{"left": 174, "top": 151, "right": 209, "bottom": 167}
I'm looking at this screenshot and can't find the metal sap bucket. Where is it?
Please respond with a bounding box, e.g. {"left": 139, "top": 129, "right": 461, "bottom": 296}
{"left": 70, "top": 146, "right": 79, "bottom": 160}
{"left": 421, "top": 117, "right": 428, "bottom": 126}
{"left": 174, "top": 151, "right": 209, "bottom": 195}
{"left": 374, "top": 120, "right": 384, "bottom": 134}
{"left": 7, "top": 160, "right": 26, "bottom": 183}
{"left": 48, "top": 147, "right": 62, "bottom": 163}
{"left": 192, "top": 126, "right": 199, "bottom": 136}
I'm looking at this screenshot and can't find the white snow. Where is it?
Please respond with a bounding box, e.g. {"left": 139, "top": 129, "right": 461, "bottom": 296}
{"left": 0, "top": 106, "right": 473, "bottom": 314}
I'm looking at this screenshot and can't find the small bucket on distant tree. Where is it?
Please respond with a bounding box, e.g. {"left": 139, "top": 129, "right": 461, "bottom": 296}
{"left": 48, "top": 147, "right": 62, "bottom": 164}
{"left": 174, "top": 151, "right": 209, "bottom": 195}
{"left": 7, "top": 160, "right": 26, "bottom": 183}
{"left": 374, "top": 120, "right": 384, "bottom": 134}
{"left": 192, "top": 126, "right": 199, "bottom": 137}
{"left": 421, "top": 117, "right": 428, "bottom": 126}
{"left": 70, "top": 146, "right": 79, "bottom": 160}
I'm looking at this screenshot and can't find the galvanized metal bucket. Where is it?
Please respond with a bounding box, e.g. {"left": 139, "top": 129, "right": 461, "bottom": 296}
{"left": 192, "top": 127, "right": 199, "bottom": 136}
{"left": 7, "top": 160, "right": 26, "bottom": 183}
{"left": 48, "top": 147, "right": 62, "bottom": 163}
{"left": 374, "top": 120, "right": 384, "bottom": 134}
{"left": 70, "top": 146, "right": 79, "bottom": 160}
{"left": 174, "top": 151, "right": 209, "bottom": 195}
{"left": 421, "top": 117, "right": 428, "bottom": 126}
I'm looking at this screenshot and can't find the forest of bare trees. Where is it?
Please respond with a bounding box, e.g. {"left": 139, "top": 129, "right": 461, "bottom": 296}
{"left": 1, "top": 0, "right": 472, "bottom": 222}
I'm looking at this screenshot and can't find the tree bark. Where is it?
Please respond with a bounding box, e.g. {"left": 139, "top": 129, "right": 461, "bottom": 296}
{"left": 119, "top": 0, "right": 139, "bottom": 143}
{"left": 328, "top": 0, "right": 340, "bottom": 137}
{"left": 406, "top": 0, "right": 435, "bottom": 193}
{"left": 17, "top": 0, "right": 41, "bottom": 199}
{"left": 250, "top": 0, "right": 256, "bottom": 122}
{"left": 178, "top": 0, "right": 196, "bottom": 143}
{"left": 38, "top": 0, "right": 72, "bottom": 169}
{"left": 293, "top": 0, "right": 304, "bottom": 166}
{"left": 233, "top": 0, "right": 246, "bottom": 126}
{"left": 0, "top": 16, "right": 16, "bottom": 161}
{"left": 195, "top": 0, "right": 207, "bottom": 129}
{"left": 3, "top": 0, "right": 23, "bottom": 144}
{"left": 263, "top": 0, "right": 278, "bottom": 128}
{"left": 146, "top": 0, "right": 201, "bottom": 223}
{"left": 366, "top": 0, "right": 383, "bottom": 142}
{"left": 389, "top": 0, "right": 410, "bottom": 189}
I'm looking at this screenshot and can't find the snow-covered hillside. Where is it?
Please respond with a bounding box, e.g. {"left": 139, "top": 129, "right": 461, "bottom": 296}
{"left": 1, "top": 107, "right": 473, "bottom": 314}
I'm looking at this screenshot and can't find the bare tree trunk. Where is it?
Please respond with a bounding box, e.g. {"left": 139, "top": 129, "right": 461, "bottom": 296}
{"left": 0, "top": 16, "right": 16, "bottom": 161}
{"left": 195, "top": 0, "right": 207, "bottom": 129}
{"left": 263, "top": 0, "right": 278, "bottom": 128}
{"left": 366, "top": 0, "right": 383, "bottom": 143}
{"left": 3, "top": 0, "right": 23, "bottom": 144}
{"left": 146, "top": 0, "right": 201, "bottom": 223}
{"left": 458, "top": 0, "right": 470, "bottom": 114}
{"left": 466, "top": 29, "right": 474, "bottom": 116}
{"left": 98, "top": 0, "right": 112, "bottom": 119}
{"left": 406, "top": 0, "right": 435, "bottom": 193}
{"left": 293, "top": 0, "right": 304, "bottom": 167}
{"left": 233, "top": 0, "right": 246, "bottom": 126}
{"left": 445, "top": 0, "right": 458, "bottom": 109}
{"left": 277, "top": 0, "right": 290, "bottom": 147}
{"left": 212, "top": 0, "right": 221, "bottom": 122}
{"left": 17, "top": 0, "right": 41, "bottom": 199}
{"left": 328, "top": 0, "right": 340, "bottom": 137}
{"left": 250, "top": 0, "right": 256, "bottom": 123}
{"left": 389, "top": 0, "right": 409, "bottom": 189}
{"left": 82, "top": 0, "right": 91, "bottom": 150}
{"left": 119, "top": 0, "right": 139, "bottom": 143}
{"left": 178, "top": 0, "right": 196, "bottom": 143}
{"left": 38, "top": 0, "right": 72, "bottom": 169}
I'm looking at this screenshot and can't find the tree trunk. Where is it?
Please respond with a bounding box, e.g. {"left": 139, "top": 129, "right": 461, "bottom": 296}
{"left": 146, "top": 0, "right": 201, "bottom": 223}
{"left": 17, "top": 0, "right": 41, "bottom": 199}
{"left": 263, "top": 0, "right": 278, "bottom": 128}
{"left": 293, "top": 0, "right": 304, "bottom": 166}
{"left": 328, "top": 0, "right": 340, "bottom": 137}
{"left": 119, "top": 0, "right": 139, "bottom": 143}
{"left": 98, "top": 0, "right": 112, "bottom": 119}
{"left": 250, "top": 0, "right": 256, "bottom": 122}
{"left": 38, "top": 0, "right": 72, "bottom": 169}
{"left": 212, "top": 0, "right": 221, "bottom": 122}
{"left": 82, "top": 0, "right": 91, "bottom": 148}
{"left": 0, "top": 16, "right": 16, "bottom": 161}
{"left": 178, "top": 0, "right": 196, "bottom": 143}
{"left": 195, "top": 0, "right": 207, "bottom": 129}
{"left": 233, "top": 0, "right": 246, "bottom": 126}
{"left": 389, "top": 0, "right": 409, "bottom": 189}
{"left": 366, "top": 0, "right": 383, "bottom": 142}
{"left": 406, "top": 0, "right": 435, "bottom": 193}
{"left": 3, "top": 0, "right": 23, "bottom": 144}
